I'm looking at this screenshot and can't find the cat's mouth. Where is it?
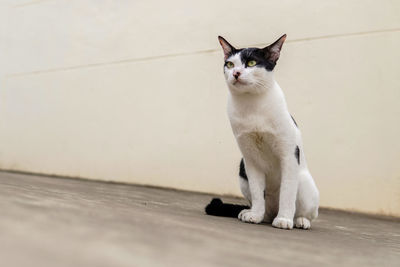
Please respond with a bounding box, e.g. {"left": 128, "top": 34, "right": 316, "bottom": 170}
{"left": 233, "top": 79, "right": 247, "bottom": 85}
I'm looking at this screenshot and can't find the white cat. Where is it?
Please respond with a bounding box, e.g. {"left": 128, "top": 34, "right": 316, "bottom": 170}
{"left": 206, "top": 35, "right": 319, "bottom": 230}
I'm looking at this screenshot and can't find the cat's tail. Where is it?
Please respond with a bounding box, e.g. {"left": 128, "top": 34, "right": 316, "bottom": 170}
{"left": 205, "top": 198, "right": 249, "bottom": 218}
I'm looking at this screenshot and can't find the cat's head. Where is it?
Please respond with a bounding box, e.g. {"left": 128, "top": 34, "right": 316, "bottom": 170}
{"left": 218, "top": 34, "right": 286, "bottom": 94}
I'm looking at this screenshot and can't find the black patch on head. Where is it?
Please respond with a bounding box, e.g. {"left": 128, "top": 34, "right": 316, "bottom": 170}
{"left": 291, "top": 115, "right": 298, "bottom": 128}
{"left": 239, "top": 48, "right": 276, "bottom": 71}
{"left": 205, "top": 198, "right": 249, "bottom": 218}
{"left": 295, "top": 146, "right": 300, "bottom": 165}
{"left": 220, "top": 34, "right": 286, "bottom": 71}
{"left": 239, "top": 158, "right": 248, "bottom": 180}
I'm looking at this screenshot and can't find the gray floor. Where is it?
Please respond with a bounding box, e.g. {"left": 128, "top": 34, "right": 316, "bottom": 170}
{"left": 0, "top": 171, "right": 399, "bottom": 267}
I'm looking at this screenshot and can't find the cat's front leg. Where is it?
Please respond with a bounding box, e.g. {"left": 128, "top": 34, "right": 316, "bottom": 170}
{"left": 238, "top": 161, "right": 265, "bottom": 224}
{"left": 272, "top": 153, "right": 299, "bottom": 230}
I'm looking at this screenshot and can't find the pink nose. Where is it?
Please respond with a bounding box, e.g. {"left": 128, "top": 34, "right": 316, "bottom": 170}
{"left": 233, "top": 71, "right": 241, "bottom": 79}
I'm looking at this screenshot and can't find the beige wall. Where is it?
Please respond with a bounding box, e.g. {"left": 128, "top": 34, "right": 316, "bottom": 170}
{"left": 1, "top": 0, "right": 399, "bottom": 216}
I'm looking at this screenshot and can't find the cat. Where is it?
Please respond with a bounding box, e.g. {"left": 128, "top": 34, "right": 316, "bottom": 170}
{"left": 205, "top": 34, "right": 319, "bottom": 230}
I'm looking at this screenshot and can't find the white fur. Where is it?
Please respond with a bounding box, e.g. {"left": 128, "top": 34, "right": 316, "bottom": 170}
{"left": 224, "top": 52, "right": 319, "bottom": 230}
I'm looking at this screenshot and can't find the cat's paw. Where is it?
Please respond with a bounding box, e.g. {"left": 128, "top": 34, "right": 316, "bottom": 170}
{"left": 272, "top": 217, "right": 293, "bottom": 230}
{"left": 294, "top": 217, "right": 311, "bottom": 230}
{"left": 238, "top": 209, "right": 264, "bottom": 224}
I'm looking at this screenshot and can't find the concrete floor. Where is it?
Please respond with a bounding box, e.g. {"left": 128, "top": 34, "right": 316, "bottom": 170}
{"left": 0, "top": 171, "right": 399, "bottom": 267}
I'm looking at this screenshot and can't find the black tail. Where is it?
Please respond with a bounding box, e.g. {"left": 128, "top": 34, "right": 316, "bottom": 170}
{"left": 205, "top": 198, "right": 249, "bottom": 218}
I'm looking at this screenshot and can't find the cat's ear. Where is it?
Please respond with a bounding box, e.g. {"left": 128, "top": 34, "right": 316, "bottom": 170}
{"left": 218, "top": 36, "right": 236, "bottom": 60}
{"left": 263, "top": 34, "right": 287, "bottom": 63}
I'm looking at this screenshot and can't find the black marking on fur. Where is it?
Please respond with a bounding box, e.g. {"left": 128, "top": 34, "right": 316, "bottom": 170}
{"left": 295, "top": 146, "right": 300, "bottom": 165}
{"left": 239, "top": 48, "right": 276, "bottom": 71}
{"left": 221, "top": 35, "right": 285, "bottom": 72}
{"left": 263, "top": 190, "right": 266, "bottom": 200}
{"left": 239, "top": 158, "right": 248, "bottom": 180}
{"left": 205, "top": 198, "right": 249, "bottom": 218}
{"left": 291, "top": 115, "right": 298, "bottom": 128}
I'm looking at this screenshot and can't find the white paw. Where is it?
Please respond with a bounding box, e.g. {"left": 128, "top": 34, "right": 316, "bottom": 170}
{"left": 238, "top": 209, "right": 264, "bottom": 224}
{"left": 295, "top": 217, "right": 311, "bottom": 230}
{"left": 272, "top": 217, "right": 293, "bottom": 230}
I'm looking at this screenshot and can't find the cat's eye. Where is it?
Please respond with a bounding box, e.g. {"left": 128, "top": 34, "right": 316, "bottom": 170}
{"left": 247, "top": 60, "right": 257, "bottom": 67}
{"left": 226, "top": 61, "right": 234, "bottom": 69}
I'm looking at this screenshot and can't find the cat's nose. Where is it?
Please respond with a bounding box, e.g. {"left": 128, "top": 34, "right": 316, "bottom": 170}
{"left": 233, "top": 71, "right": 241, "bottom": 79}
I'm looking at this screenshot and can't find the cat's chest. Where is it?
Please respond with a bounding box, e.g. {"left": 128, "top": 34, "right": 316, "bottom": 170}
{"left": 235, "top": 130, "right": 281, "bottom": 170}
{"left": 237, "top": 130, "right": 276, "bottom": 151}
{"left": 229, "top": 113, "right": 284, "bottom": 159}
{"left": 229, "top": 112, "right": 278, "bottom": 138}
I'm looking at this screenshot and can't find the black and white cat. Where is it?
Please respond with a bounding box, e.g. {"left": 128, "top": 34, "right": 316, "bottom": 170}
{"left": 206, "top": 35, "right": 319, "bottom": 230}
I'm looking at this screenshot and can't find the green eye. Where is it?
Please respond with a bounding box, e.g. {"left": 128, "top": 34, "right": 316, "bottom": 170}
{"left": 226, "top": 61, "right": 234, "bottom": 69}
{"left": 247, "top": 60, "right": 256, "bottom": 67}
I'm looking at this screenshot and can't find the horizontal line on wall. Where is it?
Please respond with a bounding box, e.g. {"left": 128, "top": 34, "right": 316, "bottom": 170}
{"left": 5, "top": 49, "right": 217, "bottom": 78}
{"left": 6, "top": 27, "right": 400, "bottom": 78}
{"left": 255, "top": 27, "right": 400, "bottom": 46}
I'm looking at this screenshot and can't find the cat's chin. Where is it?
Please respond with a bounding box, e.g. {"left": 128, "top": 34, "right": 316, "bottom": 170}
{"left": 228, "top": 80, "right": 250, "bottom": 90}
{"left": 232, "top": 80, "right": 248, "bottom": 86}
{"left": 228, "top": 84, "right": 266, "bottom": 95}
